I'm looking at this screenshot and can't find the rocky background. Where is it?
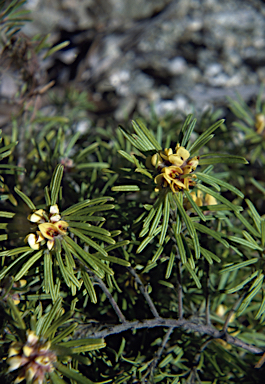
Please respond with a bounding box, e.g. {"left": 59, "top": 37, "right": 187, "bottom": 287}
{"left": 1, "top": 0, "right": 265, "bottom": 125}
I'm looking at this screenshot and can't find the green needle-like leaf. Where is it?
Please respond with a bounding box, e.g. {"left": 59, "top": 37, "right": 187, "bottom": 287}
{"left": 50, "top": 164, "right": 64, "bottom": 205}
{"left": 220, "top": 258, "right": 259, "bottom": 274}
{"left": 81, "top": 271, "right": 97, "bottom": 303}
{"left": 159, "top": 192, "right": 170, "bottom": 245}
{"left": 15, "top": 187, "right": 36, "bottom": 209}
{"left": 14, "top": 250, "right": 44, "bottom": 280}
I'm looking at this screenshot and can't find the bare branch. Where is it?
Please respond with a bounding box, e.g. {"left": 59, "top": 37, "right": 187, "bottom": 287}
{"left": 205, "top": 263, "right": 211, "bottom": 325}
{"left": 222, "top": 295, "right": 244, "bottom": 333}
{"left": 127, "top": 265, "right": 160, "bottom": 318}
{"left": 176, "top": 260, "right": 183, "bottom": 319}
{"left": 75, "top": 317, "right": 264, "bottom": 355}
{"left": 144, "top": 327, "right": 174, "bottom": 381}
{"left": 90, "top": 271, "right": 126, "bottom": 323}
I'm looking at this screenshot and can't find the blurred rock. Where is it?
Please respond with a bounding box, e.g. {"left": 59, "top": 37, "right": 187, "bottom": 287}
{"left": 15, "top": 0, "right": 265, "bottom": 120}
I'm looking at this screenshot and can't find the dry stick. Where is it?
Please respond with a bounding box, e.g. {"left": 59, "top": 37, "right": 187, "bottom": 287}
{"left": 75, "top": 258, "right": 126, "bottom": 323}
{"left": 90, "top": 271, "right": 126, "bottom": 323}
{"left": 144, "top": 327, "right": 174, "bottom": 382}
{"left": 193, "top": 337, "right": 215, "bottom": 366}
{"left": 176, "top": 260, "right": 183, "bottom": 319}
{"left": 205, "top": 262, "right": 211, "bottom": 325}
{"left": 76, "top": 318, "right": 263, "bottom": 355}
{"left": 127, "top": 266, "right": 160, "bottom": 318}
{"left": 222, "top": 295, "right": 245, "bottom": 333}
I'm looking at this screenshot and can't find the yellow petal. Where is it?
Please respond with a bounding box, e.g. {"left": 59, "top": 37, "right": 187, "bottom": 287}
{"left": 27, "top": 234, "right": 40, "bottom": 250}
{"left": 8, "top": 345, "right": 21, "bottom": 357}
{"left": 7, "top": 356, "right": 24, "bottom": 371}
{"left": 154, "top": 174, "right": 168, "bottom": 189}
{"left": 188, "top": 156, "right": 199, "bottom": 170}
{"left": 162, "top": 166, "right": 181, "bottom": 183}
{"left": 18, "top": 279, "right": 27, "bottom": 288}
{"left": 38, "top": 223, "right": 60, "bottom": 240}
{"left": 164, "top": 148, "right": 173, "bottom": 156}
{"left": 14, "top": 375, "right": 26, "bottom": 383}
{"left": 151, "top": 153, "right": 163, "bottom": 167}
{"left": 50, "top": 204, "right": 59, "bottom": 215}
{"left": 50, "top": 214, "right": 61, "bottom": 223}
{"left": 35, "top": 355, "right": 50, "bottom": 366}
{"left": 184, "top": 178, "right": 189, "bottom": 189}
{"left": 168, "top": 154, "right": 183, "bottom": 166}
{"left": 204, "top": 194, "right": 218, "bottom": 205}
{"left": 28, "top": 209, "right": 45, "bottom": 223}
{"left": 255, "top": 113, "right": 265, "bottom": 134}
{"left": 47, "top": 240, "right": 54, "bottom": 250}
{"left": 173, "top": 179, "right": 186, "bottom": 189}
{"left": 36, "top": 232, "right": 45, "bottom": 243}
{"left": 182, "top": 165, "right": 192, "bottom": 175}
{"left": 197, "top": 190, "right": 203, "bottom": 199}
{"left": 26, "top": 366, "right": 36, "bottom": 381}
{"left": 23, "top": 345, "right": 33, "bottom": 357}
{"left": 54, "top": 221, "right": 68, "bottom": 234}
{"left": 216, "top": 304, "right": 227, "bottom": 318}
{"left": 39, "top": 341, "right": 51, "bottom": 353}
{"left": 154, "top": 173, "right": 165, "bottom": 185}
{"left": 175, "top": 145, "right": 190, "bottom": 161}
{"left": 27, "top": 330, "right": 38, "bottom": 345}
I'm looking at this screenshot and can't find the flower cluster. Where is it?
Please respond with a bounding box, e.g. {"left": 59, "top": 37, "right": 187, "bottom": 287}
{"left": 146, "top": 144, "right": 199, "bottom": 193}
{"left": 7, "top": 331, "right": 57, "bottom": 384}
{"left": 25, "top": 205, "right": 68, "bottom": 250}
{"left": 0, "top": 278, "right": 26, "bottom": 305}
{"left": 187, "top": 190, "right": 218, "bottom": 209}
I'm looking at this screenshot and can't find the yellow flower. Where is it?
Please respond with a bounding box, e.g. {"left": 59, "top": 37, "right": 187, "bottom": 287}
{"left": 147, "top": 144, "right": 199, "bottom": 193}
{"left": 0, "top": 278, "right": 27, "bottom": 305}
{"left": 49, "top": 204, "right": 61, "bottom": 223}
{"left": 26, "top": 204, "right": 68, "bottom": 251}
{"left": 150, "top": 153, "right": 164, "bottom": 167}
{"left": 204, "top": 193, "right": 218, "bottom": 206}
{"left": 185, "top": 191, "right": 218, "bottom": 211}
{"left": 28, "top": 209, "right": 46, "bottom": 224}
{"left": 255, "top": 113, "right": 265, "bottom": 135}
{"left": 175, "top": 144, "right": 190, "bottom": 161}
{"left": 38, "top": 221, "right": 68, "bottom": 250}
{"left": 7, "top": 330, "right": 57, "bottom": 384}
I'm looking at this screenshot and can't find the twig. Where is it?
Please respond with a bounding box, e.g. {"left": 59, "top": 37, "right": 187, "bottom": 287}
{"left": 205, "top": 263, "right": 211, "bottom": 325}
{"left": 75, "top": 317, "right": 264, "bottom": 355}
{"left": 90, "top": 271, "right": 126, "bottom": 323}
{"left": 127, "top": 266, "right": 160, "bottom": 318}
{"left": 176, "top": 260, "right": 183, "bottom": 319}
{"left": 142, "top": 327, "right": 174, "bottom": 382}
{"left": 193, "top": 337, "right": 214, "bottom": 366}
{"left": 222, "top": 296, "right": 244, "bottom": 333}
{"left": 75, "top": 258, "right": 126, "bottom": 323}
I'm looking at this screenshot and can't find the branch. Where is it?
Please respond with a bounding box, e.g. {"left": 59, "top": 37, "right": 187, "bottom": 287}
{"left": 90, "top": 271, "right": 126, "bottom": 323}
{"left": 205, "top": 262, "right": 211, "bottom": 325}
{"left": 75, "top": 258, "right": 126, "bottom": 323}
{"left": 176, "top": 260, "right": 183, "bottom": 319}
{"left": 143, "top": 327, "right": 174, "bottom": 382}
{"left": 75, "top": 317, "right": 264, "bottom": 355}
{"left": 127, "top": 266, "right": 160, "bottom": 318}
{"left": 222, "top": 295, "right": 245, "bottom": 333}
